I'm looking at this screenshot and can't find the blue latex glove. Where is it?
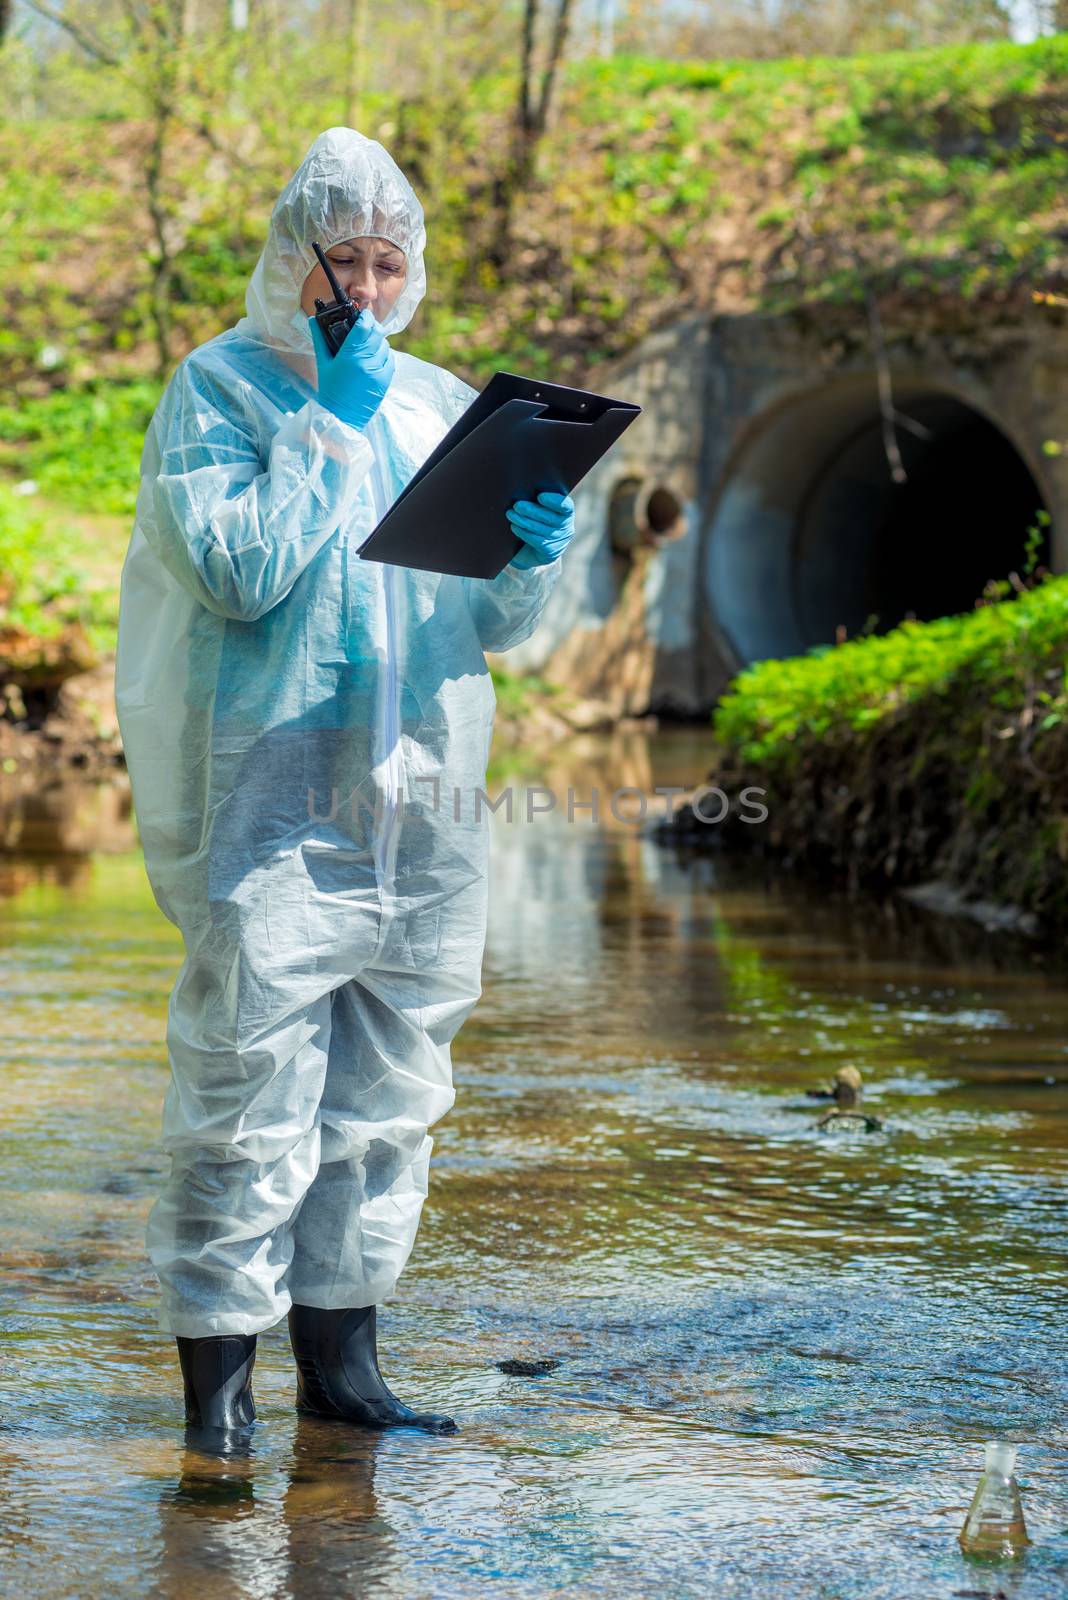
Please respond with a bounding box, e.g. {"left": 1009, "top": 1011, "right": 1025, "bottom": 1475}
{"left": 506, "top": 491, "right": 575, "bottom": 569}
{"left": 309, "top": 309, "right": 395, "bottom": 431}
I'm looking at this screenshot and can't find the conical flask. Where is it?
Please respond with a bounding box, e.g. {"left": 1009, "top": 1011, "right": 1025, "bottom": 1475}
{"left": 958, "top": 1442, "right": 1030, "bottom": 1560}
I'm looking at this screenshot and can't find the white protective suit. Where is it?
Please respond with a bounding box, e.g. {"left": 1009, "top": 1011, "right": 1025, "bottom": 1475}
{"left": 115, "top": 129, "right": 561, "bottom": 1337}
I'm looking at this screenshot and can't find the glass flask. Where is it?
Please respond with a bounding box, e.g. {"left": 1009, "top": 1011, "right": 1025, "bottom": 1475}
{"left": 959, "top": 1441, "right": 1031, "bottom": 1560}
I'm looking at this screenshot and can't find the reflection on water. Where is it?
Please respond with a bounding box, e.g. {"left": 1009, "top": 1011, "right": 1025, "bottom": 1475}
{"left": 1, "top": 731, "right": 1067, "bottom": 1598}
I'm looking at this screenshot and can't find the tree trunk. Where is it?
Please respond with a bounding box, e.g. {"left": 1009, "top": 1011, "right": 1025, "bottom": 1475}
{"left": 345, "top": 0, "right": 367, "bottom": 130}
{"left": 491, "top": 0, "right": 575, "bottom": 268}
{"left": 425, "top": 0, "right": 447, "bottom": 216}
{"left": 143, "top": 5, "right": 186, "bottom": 380}
{"left": 145, "top": 99, "right": 176, "bottom": 380}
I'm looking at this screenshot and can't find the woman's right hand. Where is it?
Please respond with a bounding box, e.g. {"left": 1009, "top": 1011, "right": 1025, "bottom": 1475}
{"left": 506, "top": 491, "right": 575, "bottom": 568}
{"left": 309, "top": 310, "right": 395, "bottom": 432}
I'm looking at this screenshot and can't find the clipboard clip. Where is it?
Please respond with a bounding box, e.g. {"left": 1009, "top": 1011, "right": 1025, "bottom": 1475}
{"left": 522, "top": 386, "right": 595, "bottom": 424}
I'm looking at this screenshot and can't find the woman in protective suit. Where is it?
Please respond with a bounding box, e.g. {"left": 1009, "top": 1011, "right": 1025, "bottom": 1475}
{"left": 115, "top": 127, "right": 574, "bottom": 1445}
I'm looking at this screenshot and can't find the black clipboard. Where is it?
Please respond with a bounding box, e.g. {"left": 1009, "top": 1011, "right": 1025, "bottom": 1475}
{"left": 356, "top": 371, "right": 641, "bottom": 579}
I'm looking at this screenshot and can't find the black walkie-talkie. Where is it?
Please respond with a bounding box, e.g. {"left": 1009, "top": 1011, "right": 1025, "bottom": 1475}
{"left": 312, "top": 241, "right": 361, "bottom": 355}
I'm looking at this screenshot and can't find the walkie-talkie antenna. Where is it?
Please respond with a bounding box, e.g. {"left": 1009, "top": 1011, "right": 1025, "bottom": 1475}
{"left": 311, "top": 239, "right": 360, "bottom": 356}
{"left": 313, "top": 241, "right": 348, "bottom": 306}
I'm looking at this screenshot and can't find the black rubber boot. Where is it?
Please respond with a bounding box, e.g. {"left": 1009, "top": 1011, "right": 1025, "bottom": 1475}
{"left": 287, "top": 1304, "right": 457, "bottom": 1435}
{"left": 175, "top": 1333, "right": 257, "bottom": 1454}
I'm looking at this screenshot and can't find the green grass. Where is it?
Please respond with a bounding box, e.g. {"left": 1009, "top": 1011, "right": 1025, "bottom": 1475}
{"left": 560, "top": 35, "right": 1068, "bottom": 313}
{"left": 0, "top": 482, "right": 122, "bottom": 655}
{"left": 713, "top": 553, "right": 1068, "bottom": 768}
{"left": 0, "top": 381, "right": 159, "bottom": 517}
{"left": 489, "top": 667, "right": 566, "bottom": 720}
{"left": 702, "top": 524, "right": 1068, "bottom": 931}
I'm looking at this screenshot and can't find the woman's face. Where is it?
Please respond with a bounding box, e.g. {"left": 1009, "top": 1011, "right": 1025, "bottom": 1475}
{"left": 299, "top": 235, "right": 407, "bottom": 322}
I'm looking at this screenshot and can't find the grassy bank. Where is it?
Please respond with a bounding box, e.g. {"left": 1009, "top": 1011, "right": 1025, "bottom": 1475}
{"left": 670, "top": 561, "right": 1068, "bottom": 936}
{"left": 0, "top": 482, "right": 122, "bottom": 663}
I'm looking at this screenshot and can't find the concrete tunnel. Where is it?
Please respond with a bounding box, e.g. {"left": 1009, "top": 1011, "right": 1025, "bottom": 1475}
{"left": 703, "top": 377, "right": 1051, "bottom": 664}
{"left": 500, "top": 308, "right": 1068, "bottom": 716}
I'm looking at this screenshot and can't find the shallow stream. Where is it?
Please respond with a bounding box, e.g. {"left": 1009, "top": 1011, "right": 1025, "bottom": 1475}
{"left": 1, "top": 731, "right": 1067, "bottom": 1598}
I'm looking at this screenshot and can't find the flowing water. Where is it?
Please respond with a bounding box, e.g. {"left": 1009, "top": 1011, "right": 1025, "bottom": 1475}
{"left": 1, "top": 731, "right": 1068, "bottom": 1599}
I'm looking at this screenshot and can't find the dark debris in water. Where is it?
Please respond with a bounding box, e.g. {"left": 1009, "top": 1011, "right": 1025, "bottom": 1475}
{"left": 786, "top": 1347, "right": 865, "bottom": 1365}
{"left": 817, "top": 1109, "right": 884, "bottom": 1133}
{"left": 496, "top": 1358, "right": 560, "bottom": 1377}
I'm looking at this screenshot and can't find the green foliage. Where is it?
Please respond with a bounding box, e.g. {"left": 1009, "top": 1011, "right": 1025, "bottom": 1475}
{"left": 489, "top": 666, "right": 564, "bottom": 720}
{"left": 713, "top": 567, "right": 1068, "bottom": 768}
{"left": 0, "top": 381, "right": 160, "bottom": 516}
{"left": 704, "top": 501, "right": 1068, "bottom": 929}
{"left": 0, "top": 483, "right": 120, "bottom": 653}
{"left": 0, "top": 33, "right": 1065, "bottom": 511}
{"left": 562, "top": 35, "right": 1068, "bottom": 314}
{"left": 0, "top": 120, "right": 146, "bottom": 379}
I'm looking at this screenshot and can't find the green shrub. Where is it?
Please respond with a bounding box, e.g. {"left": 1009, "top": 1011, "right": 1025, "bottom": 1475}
{"left": 714, "top": 567, "right": 1068, "bottom": 767}
{"left": 0, "top": 381, "right": 159, "bottom": 517}
{"left": 0, "top": 483, "right": 120, "bottom": 654}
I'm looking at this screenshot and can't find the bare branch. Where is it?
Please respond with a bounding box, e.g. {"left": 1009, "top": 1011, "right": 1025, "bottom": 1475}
{"left": 535, "top": 0, "right": 574, "bottom": 135}
{"left": 888, "top": 406, "right": 934, "bottom": 443}
{"left": 636, "top": 217, "right": 691, "bottom": 293}
{"left": 20, "top": 0, "right": 122, "bottom": 64}
{"left": 25, "top": 0, "right": 251, "bottom": 172}
{"left": 864, "top": 285, "right": 907, "bottom": 486}
{"left": 114, "top": 0, "right": 152, "bottom": 33}
{"left": 519, "top": 0, "right": 537, "bottom": 133}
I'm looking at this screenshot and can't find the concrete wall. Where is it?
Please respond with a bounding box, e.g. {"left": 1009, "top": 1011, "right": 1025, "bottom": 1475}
{"left": 498, "top": 299, "right": 1068, "bottom": 717}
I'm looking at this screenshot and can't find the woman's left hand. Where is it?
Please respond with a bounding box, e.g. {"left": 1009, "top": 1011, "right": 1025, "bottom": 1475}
{"left": 506, "top": 491, "right": 575, "bottom": 569}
